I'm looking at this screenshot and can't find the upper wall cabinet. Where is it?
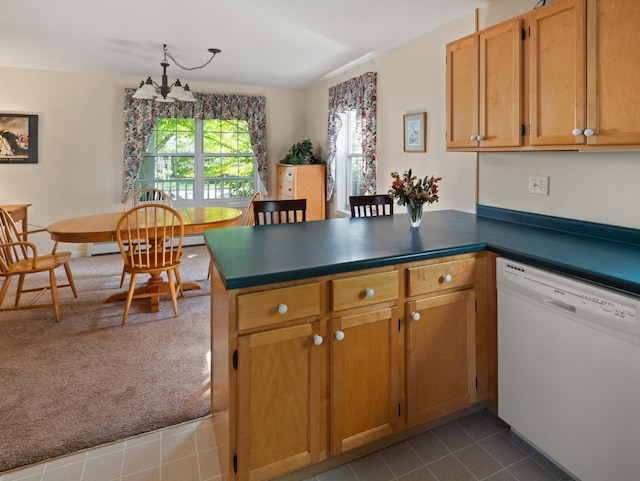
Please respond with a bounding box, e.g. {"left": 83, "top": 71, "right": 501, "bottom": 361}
{"left": 446, "top": 18, "right": 523, "bottom": 149}
{"left": 448, "top": 0, "right": 640, "bottom": 151}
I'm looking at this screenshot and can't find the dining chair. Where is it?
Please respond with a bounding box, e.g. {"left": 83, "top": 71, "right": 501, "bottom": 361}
{"left": 207, "top": 191, "right": 264, "bottom": 280}
{"left": 349, "top": 194, "right": 394, "bottom": 217}
{"left": 120, "top": 187, "right": 173, "bottom": 288}
{"left": 253, "top": 199, "right": 307, "bottom": 225}
{"left": 116, "top": 204, "right": 184, "bottom": 325}
{"left": 241, "top": 191, "right": 265, "bottom": 226}
{"left": 0, "top": 207, "right": 78, "bottom": 322}
{"left": 124, "top": 187, "right": 173, "bottom": 210}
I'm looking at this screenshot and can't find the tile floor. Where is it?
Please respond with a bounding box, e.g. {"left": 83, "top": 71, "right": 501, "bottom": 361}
{"left": 0, "top": 410, "right": 575, "bottom": 481}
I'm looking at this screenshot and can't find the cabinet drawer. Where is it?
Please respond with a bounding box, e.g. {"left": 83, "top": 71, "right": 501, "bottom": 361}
{"left": 331, "top": 271, "right": 398, "bottom": 311}
{"left": 407, "top": 258, "right": 475, "bottom": 297}
{"left": 278, "top": 166, "right": 294, "bottom": 180}
{"left": 237, "top": 283, "right": 320, "bottom": 331}
{"left": 278, "top": 180, "right": 294, "bottom": 197}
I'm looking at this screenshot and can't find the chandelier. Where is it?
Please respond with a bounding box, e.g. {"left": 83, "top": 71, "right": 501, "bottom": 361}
{"left": 133, "top": 44, "right": 221, "bottom": 102}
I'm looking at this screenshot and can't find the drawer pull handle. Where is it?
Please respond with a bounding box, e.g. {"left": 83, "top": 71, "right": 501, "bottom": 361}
{"left": 442, "top": 274, "right": 452, "bottom": 283}
{"left": 335, "top": 330, "right": 345, "bottom": 341}
{"left": 411, "top": 312, "right": 421, "bottom": 321}
{"left": 313, "top": 334, "right": 324, "bottom": 346}
{"left": 277, "top": 303, "right": 288, "bottom": 314}
{"left": 365, "top": 288, "right": 375, "bottom": 298}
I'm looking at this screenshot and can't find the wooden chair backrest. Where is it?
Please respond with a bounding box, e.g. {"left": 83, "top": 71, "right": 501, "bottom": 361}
{"left": 124, "top": 187, "right": 173, "bottom": 210}
{"left": 349, "top": 194, "right": 394, "bottom": 217}
{"left": 253, "top": 199, "right": 307, "bottom": 225}
{"left": 0, "top": 208, "right": 29, "bottom": 272}
{"left": 116, "top": 204, "right": 184, "bottom": 271}
{"left": 241, "top": 192, "right": 265, "bottom": 226}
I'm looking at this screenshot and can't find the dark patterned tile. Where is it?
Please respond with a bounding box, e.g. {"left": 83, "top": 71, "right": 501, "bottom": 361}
{"left": 407, "top": 431, "right": 449, "bottom": 464}
{"left": 380, "top": 441, "right": 424, "bottom": 477}
{"left": 455, "top": 444, "right": 502, "bottom": 479}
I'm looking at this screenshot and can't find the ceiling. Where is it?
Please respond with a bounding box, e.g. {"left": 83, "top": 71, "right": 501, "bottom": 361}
{"left": 0, "top": 0, "right": 491, "bottom": 90}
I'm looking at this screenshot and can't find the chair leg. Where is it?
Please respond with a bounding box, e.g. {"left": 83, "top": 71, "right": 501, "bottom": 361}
{"left": 15, "top": 274, "right": 25, "bottom": 306}
{"left": 122, "top": 273, "right": 137, "bottom": 325}
{"left": 49, "top": 268, "right": 61, "bottom": 322}
{"left": 119, "top": 267, "right": 127, "bottom": 289}
{"left": 168, "top": 268, "right": 179, "bottom": 318}
{"left": 174, "top": 267, "right": 183, "bottom": 297}
{"left": 63, "top": 261, "right": 78, "bottom": 298}
{"left": 0, "top": 276, "right": 12, "bottom": 308}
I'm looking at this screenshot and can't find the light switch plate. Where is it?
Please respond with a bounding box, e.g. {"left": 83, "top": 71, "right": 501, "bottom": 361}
{"left": 529, "top": 175, "right": 549, "bottom": 195}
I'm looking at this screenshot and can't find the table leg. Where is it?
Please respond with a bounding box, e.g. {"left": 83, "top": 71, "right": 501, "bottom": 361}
{"left": 105, "top": 275, "right": 202, "bottom": 312}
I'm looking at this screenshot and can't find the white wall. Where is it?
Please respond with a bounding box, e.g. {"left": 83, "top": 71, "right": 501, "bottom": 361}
{"left": 477, "top": 0, "right": 640, "bottom": 229}
{"left": 0, "top": 67, "right": 306, "bottom": 255}
{"left": 304, "top": 15, "right": 479, "bottom": 217}
{"left": 306, "top": 0, "right": 640, "bottom": 229}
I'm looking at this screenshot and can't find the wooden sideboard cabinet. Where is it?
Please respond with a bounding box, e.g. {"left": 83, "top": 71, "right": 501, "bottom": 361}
{"left": 210, "top": 251, "right": 496, "bottom": 481}
{"left": 276, "top": 164, "right": 326, "bottom": 220}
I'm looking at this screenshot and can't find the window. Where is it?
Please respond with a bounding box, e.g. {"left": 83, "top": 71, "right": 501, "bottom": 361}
{"left": 138, "top": 118, "right": 255, "bottom": 204}
{"left": 335, "top": 110, "right": 365, "bottom": 213}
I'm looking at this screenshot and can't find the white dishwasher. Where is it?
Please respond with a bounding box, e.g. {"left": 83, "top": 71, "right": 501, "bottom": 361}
{"left": 497, "top": 258, "right": 640, "bottom": 481}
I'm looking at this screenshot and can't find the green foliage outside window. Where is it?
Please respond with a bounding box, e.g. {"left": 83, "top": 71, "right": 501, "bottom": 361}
{"left": 141, "top": 118, "right": 255, "bottom": 200}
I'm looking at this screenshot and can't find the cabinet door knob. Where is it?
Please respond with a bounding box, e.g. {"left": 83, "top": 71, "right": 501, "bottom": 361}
{"left": 335, "top": 330, "right": 345, "bottom": 341}
{"left": 277, "top": 303, "right": 288, "bottom": 314}
{"left": 313, "top": 334, "right": 324, "bottom": 346}
{"left": 364, "top": 288, "right": 375, "bottom": 298}
{"left": 584, "top": 128, "right": 595, "bottom": 137}
{"left": 572, "top": 128, "right": 583, "bottom": 136}
{"left": 476, "top": 135, "right": 486, "bottom": 141}
{"left": 442, "top": 274, "right": 452, "bottom": 283}
{"left": 411, "top": 312, "right": 421, "bottom": 321}
{"left": 470, "top": 135, "right": 478, "bottom": 141}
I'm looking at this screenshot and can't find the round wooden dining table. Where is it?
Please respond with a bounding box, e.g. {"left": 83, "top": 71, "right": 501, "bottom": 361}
{"left": 47, "top": 206, "right": 242, "bottom": 312}
{"left": 47, "top": 206, "right": 242, "bottom": 243}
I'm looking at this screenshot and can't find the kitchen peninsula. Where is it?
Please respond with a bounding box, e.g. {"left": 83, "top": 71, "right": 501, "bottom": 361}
{"left": 205, "top": 208, "right": 640, "bottom": 481}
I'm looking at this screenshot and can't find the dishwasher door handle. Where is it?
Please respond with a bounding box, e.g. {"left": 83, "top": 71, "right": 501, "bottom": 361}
{"left": 543, "top": 296, "right": 576, "bottom": 314}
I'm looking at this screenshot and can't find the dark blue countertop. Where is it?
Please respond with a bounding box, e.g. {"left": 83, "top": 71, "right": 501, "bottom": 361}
{"left": 205, "top": 208, "right": 640, "bottom": 296}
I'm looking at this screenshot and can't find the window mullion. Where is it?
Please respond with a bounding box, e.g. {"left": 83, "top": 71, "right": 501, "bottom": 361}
{"left": 194, "top": 119, "right": 204, "bottom": 202}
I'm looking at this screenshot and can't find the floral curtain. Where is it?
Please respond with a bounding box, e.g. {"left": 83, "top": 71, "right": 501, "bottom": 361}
{"left": 326, "top": 72, "right": 377, "bottom": 200}
{"left": 122, "top": 89, "right": 267, "bottom": 201}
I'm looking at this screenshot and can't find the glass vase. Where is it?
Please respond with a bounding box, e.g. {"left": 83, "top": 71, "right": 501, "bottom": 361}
{"left": 406, "top": 203, "right": 423, "bottom": 227}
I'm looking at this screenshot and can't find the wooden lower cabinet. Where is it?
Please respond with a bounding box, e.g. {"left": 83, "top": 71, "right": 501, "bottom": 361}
{"left": 211, "top": 253, "right": 495, "bottom": 481}
{"left": 236, "top": 322, "right": 324, "bottom": 481}
{"left": 330, "top": 307, "right": 402, "bottom": 454}
{"left": 406, "top": 291, "right": 476, "bottom": 426}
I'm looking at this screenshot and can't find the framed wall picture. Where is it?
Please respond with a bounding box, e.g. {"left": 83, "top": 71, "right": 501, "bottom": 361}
{"left": 403, "top": 112, "right": 426, "bottom": 152}
{"left": 0, "top": 114, "right": 38, "bottom": 164}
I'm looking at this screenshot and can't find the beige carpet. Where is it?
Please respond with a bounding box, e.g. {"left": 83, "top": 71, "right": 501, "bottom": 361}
{"left": 0, "top": 245, "right": 212, "bottom": 473}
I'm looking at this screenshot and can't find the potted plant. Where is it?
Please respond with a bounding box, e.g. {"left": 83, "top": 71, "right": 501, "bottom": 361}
{"left": 279, "top": 139, "right": 323, "bottom": 164}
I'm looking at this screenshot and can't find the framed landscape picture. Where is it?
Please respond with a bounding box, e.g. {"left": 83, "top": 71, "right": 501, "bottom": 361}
{"left": 403, "top": 112, "right": 426, "bottom": 152}
{"left": 0, "top": 114, "right": 38, "bottom": 164}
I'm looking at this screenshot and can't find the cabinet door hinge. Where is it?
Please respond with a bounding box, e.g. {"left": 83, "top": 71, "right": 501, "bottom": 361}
{"left": 475, "top": 300, "right": 478, "bottom": 312}
{"left": 398, "top": 403, "right": 401, "bottom": 417}
{"left": 233, "top": 350, "right": 238, "bottom": 370}
{"left": 398, "top": 318, "right": 401, "bottom": 332}
{"left": 233, "top": 453, "right": 238, "bottom": 474}
{"left": 521, "top": 28, "right": 526, "bottom": 40}
{"left": 520, "top": 124, "right": 526, "bottom": 136}
{"left": 476, "top": 377, "right": 478, "bottom": 389}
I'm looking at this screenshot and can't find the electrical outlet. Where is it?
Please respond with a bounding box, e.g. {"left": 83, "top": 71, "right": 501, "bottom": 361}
{"left": 529, "top": 175, "right": 549, "bottom": 195}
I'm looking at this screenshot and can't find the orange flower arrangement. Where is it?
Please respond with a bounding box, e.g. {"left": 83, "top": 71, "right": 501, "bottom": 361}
{"left": 388, "top": 169, "right": 442, "bottom": 208}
